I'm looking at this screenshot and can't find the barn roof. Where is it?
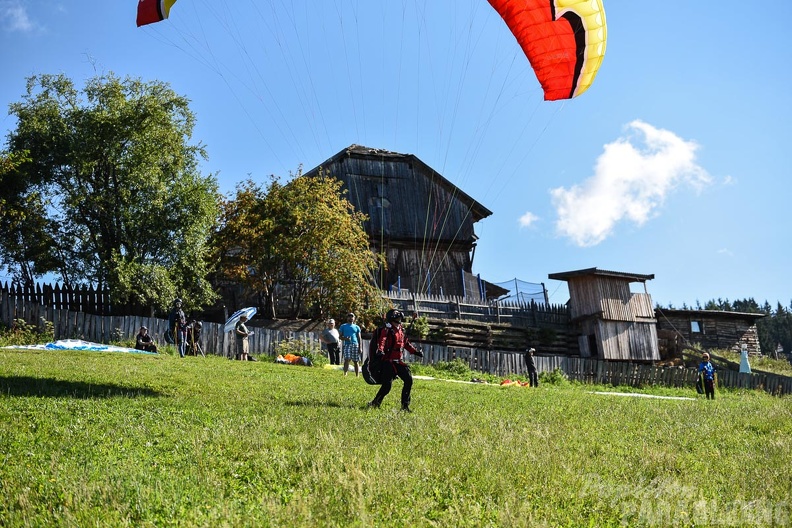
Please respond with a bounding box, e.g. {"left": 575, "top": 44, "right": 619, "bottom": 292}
{"left": 656, "top": 308, "right": 766, "bottom": 321}
{"left": 548, "top": 267, "right": 655, "bottom": 282}
{"left": 305, "top": 144, "right": 493, "bottom": 222}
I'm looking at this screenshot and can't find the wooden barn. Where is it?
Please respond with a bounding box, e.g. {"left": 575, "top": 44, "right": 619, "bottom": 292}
{"left": 304, "top": 145, "right": 503, "bottom": 300}
{"left": 548, "top": 267, "right": 660, "bottom": 361}
{"left": 655, "top": 309, "right": 765, "bottom": 356}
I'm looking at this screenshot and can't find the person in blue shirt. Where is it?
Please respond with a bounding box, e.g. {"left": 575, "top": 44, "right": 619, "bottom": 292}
{"left": 338, "top": 313, "right": 363, "bottom": 377}
{"left": 698, "top": 352, "right": 716, "bottom": 400}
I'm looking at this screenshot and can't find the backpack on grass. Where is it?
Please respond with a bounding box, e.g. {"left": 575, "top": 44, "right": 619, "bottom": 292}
{"left": 695, "top": 373, "right": 705, "bottom": 394}
{"left": 362, "top": 325, "right": 394, "bottom": 385}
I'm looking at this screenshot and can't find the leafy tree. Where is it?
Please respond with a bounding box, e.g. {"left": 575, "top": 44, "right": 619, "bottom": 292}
{"left": 0, "top": 150, "right": 60, "bottom": 289}
{"left": 212, "top": 179, "right": 278, "bottom": 316}
{"left": 213, "top": 172, "right": 384, "bottom": 319}
{"left": 2, "top": 73, "right": 219, "bottom": 313}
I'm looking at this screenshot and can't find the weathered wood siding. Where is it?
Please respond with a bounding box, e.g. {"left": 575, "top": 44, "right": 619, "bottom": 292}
{"left": 382, "top": 247, "right": 471, "bottom": 297}
{"left": 656, "top": 312, "right": 763, "bottom": 355}
{"left": 627, "top": 293, "right": 655, "bottom": 319}
{"left": 567, "top": 276, "right": 654, "bottom": 322}
{"left": 311, "top": 148, "right": 491, "bottom": 298}
{"left": 565, "top": 276, "right": 603, "bottom": 319}
{"left": 596, "top": 277, "right": 633, "bottom": 319}
{"left": 563, "top": 273, "right": 658, "bottom": 362}
{"left": 577, "top": 319, "right": 660, "bottom": 361}
{"left": 598, "top": 320, "right": 659, "bottom": 361}
{"left": 326, "top": 156, "right": 477, "bottom": 243}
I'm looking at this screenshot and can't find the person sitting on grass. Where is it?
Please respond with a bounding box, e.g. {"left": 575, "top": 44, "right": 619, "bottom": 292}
{"left": 134, "top": 326, "right": 158, "bottom": 353}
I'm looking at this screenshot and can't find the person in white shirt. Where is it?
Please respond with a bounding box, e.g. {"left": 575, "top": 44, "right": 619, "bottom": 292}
{"left": 319, "top": 319, "right": 341, "bottom": 365}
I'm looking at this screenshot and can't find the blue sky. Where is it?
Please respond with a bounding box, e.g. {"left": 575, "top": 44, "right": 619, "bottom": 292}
{"left": 1, "top": 0, "right": 790, "bottom": 308}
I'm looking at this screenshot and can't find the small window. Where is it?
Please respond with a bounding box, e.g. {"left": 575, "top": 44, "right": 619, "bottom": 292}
{"left": 690, "top": 321, "right": 702, "bottom": 333}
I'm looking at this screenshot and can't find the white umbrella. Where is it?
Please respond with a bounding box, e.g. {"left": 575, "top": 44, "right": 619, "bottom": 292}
{"left": 224, "top": 307, "right": 257, "bottom": 333}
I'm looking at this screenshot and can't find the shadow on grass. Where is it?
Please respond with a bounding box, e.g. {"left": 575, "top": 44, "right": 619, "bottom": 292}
{"left": 0, "top": 376, "right": 163, "bottom": 398}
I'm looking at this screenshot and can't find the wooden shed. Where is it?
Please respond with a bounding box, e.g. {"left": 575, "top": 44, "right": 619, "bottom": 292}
{"left": 304, "top": 145, "right": 500, "bottom": 300}
{"left": 655, "top": 309, "right": 765, "bottom": 356}
{"left": 548, "top": 267, "right": 660, "bottom": 361}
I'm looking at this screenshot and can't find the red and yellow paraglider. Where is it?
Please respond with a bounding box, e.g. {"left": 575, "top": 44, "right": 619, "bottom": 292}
{"left": 488, "top": 0, "right": 607, "bottom": 100}
{"left": 136, "top": 0, "right": 178, "bottom": 27}
{"left": 137, "top": 0, "right": 607, "bottom": 100}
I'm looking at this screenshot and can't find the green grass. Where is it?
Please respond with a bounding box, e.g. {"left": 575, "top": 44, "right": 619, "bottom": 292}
{"left": 713, "top": 348, "right": 792, "bottom": 377}
{"left": 1, "top": 349, "right": 791, "bottom": 527}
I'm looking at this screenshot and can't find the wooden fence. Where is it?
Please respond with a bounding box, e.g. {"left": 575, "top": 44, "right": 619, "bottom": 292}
{"left": 3, "top": 294, "right": 790, "bottom": 396}
{"left": 405, "top": 346, "right": 792, "bottom": 396}
{"left": 0, "top": 292, "right": 321, "bottom": 360}
{"left": 1, "top": 281, "right": 114, "bottom": 314}
{"left": 0, "top": 282, "right": 572, "bottom": 327}
{"left": 389, "top": 291, "right": 570, "bottom": 328}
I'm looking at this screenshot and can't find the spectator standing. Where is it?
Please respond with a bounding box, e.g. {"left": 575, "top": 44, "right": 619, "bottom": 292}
{"left": 134, "top": 326, "right": 158, "bottom": 353}
{"left": 524, "top": 347, "right": 538, "bottom": 387}
{"left": 338, "top": 313, "right": 363, "bottom": 376}
{"left": 368, "top": 309, "right": 423, "bottom": 411}
{"left": 168, "top": 298, "right": 187, "bottom": 358}
{"left": 319, "top": 319, "right": 341, "bottom": 365}
{"left": 698, "top": 352, "right": 716, "bottom": 400}
{"left": 739, "top": 345, "right": 752, "bottom": 374}
{"left": 235, "top": 315, "right": 253, "bottom": 361}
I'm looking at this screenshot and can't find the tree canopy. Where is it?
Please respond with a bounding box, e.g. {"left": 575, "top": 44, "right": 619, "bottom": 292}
{"left": 1, "top": 73, "right": 219, "bottom": 313}
{"left": 212, "top": 172, "right": 384, "bottom": 319}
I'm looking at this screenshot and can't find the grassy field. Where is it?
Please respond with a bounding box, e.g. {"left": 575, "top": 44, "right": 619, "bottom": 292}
{"left": 1, "top": 347, "right": 791, "bottom": 527}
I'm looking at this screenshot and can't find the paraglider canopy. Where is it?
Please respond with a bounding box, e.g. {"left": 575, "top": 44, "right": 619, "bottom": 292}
{"left": 487, "top": 0, "right": 607, "bottom": 100}
{"left": 136, "top": 0, "right": 178, "bottom": 27}
{"left": 136, "top": 0, "right": 607, "bottom": 100}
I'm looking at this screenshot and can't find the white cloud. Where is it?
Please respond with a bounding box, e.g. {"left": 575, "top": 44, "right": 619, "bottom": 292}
{"left": 518, "top": 211, "right": 539, "bottom": 228}
{"left": 0, "top": 1, "right": 36, "bottom": 32}
{"left": 550, "top": 120, "right": 712, "bottom": 247}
